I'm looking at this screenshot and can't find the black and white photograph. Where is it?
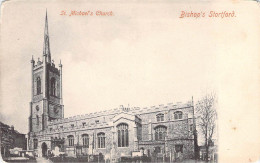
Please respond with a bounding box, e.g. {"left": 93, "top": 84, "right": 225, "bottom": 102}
{"left": 0, "top": 0, "right": 259, "bottom": 163}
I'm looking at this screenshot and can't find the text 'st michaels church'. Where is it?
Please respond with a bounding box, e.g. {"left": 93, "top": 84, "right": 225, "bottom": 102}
{"left": 28, "top": 12, "right": 197, "bottom": 160}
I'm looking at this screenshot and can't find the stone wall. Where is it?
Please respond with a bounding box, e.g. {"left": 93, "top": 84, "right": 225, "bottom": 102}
{"left": 29, "top": 101, "right": 196, "bottom": 159}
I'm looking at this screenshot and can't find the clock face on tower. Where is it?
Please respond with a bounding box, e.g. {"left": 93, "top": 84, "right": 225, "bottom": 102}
{"left": 49, "top": 104, "right": 61, "bottom": 118}
{"left": 36, "top": 105, "right": 39, "bottom": 111}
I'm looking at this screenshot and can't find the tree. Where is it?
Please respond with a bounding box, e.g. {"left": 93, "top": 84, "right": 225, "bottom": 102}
{"left": 196, "top": 93, "right": 217, "bottom": 161}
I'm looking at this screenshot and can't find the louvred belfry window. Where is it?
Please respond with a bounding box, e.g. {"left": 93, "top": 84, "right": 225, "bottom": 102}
{"left": 50, "top": 78, "right": 56, "bottom": 96}
{"left": 36, "top": 77, "right": 41, "bottom": 95}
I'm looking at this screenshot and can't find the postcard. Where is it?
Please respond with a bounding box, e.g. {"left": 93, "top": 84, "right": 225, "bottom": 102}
{"left": 0, "top": 0, "right": 259, "bottom": 162}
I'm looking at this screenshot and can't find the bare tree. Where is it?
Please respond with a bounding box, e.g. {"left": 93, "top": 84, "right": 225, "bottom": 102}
{"left": 196, "top": 93, "right": 217, "bottom": 161}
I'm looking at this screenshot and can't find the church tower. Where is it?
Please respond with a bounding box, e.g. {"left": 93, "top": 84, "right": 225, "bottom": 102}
{"left": 28, "top": 11, "right": 64, "bottom": 138}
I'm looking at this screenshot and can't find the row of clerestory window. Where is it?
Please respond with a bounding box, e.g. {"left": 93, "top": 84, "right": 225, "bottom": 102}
{"left": 156, "top": 111, "right": 183, "bottom": 122}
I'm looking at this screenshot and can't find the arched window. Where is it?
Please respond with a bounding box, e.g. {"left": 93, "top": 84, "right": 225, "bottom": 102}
{"left": 33, "top": 139, "right": 38, "bottom": 149}
{"left": 50, "top": 78, "right": 56, "bottom": 96}
{"left": 36, "top": 77, "right": 41, "bottom": 95}
{"left": 154, "top": 126, "right": 167, "bottom": 141}
{"left": 156, "top": 113, "right": 164, "bottom": 122}
{"left": 174, "top": 111, "right": 183, "bottom": 120}
{"left": 68, "top": 135, "right": 74, "bottom": 146}
{"left": 82, "top": 134, "right": 89, "bottom": 148}
{"left": 97, "top": 133, "right": 105, "bottom": 148}
{"left": 117, "top": 123, "right": 129, "bottom": 147}
{"left": 36, "top": 115, "right": 39, "bottom": 125}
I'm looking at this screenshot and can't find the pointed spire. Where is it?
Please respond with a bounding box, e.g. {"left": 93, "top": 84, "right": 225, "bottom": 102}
{"left": 31, "top": 55, "right": 35, "bottom": 63}
{"left": 43, "top": 9, "right": 51, "bottom": 63}
{"left": 59, "top": 59, "right": 62, "bottom": 67}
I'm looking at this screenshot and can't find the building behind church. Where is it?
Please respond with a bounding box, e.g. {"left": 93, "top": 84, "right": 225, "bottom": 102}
{"left": 28, "top": 12, "right": 197, "bottom": 161}
{"left": 0, "top": 122, "right": 27, "bottom": 157}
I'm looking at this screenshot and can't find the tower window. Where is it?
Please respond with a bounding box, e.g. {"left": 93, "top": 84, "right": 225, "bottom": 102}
{"left": 97, "top": 132, "right": 105, "bottom": 148}
{"left": 36, "top": 77, "right": 41, "bottom": 95}
{"left": 189, "top": 124, "right": 193, "bottom": 131}
{"left": 50, "top": 78, "right": 56, "bottom": 96}
{"left": 117, "top": 123, "right": 129, "bottom": 147}
{"left": 33, "top": 139, "right": 38, "bottom": 149}
{"left": 36, "top": 115, "right": 39, "bottom": 125}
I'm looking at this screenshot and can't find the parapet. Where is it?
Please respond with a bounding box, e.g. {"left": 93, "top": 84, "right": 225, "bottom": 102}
{"left": 47, "top": 101, "right": 193, "bottom": 125}
{"left": 129, "top": 101, "right": 193, "bottom": 115}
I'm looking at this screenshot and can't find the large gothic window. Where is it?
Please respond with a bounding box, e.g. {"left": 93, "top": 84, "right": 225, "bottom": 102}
{"left": 156, "top": 113, "right": 164, "bottom": 122}
{"left": 36, "top": 77, "right": 41, "bottom": 95}
{"left": 117, "top": 123, "right": 129, "bottom": 147}
{"left": 50, "top": 78, "right": 56, "bottom": 96}
{"left": 82, "top": 134, "right": 89, "bottom": 148}
{"left": 174, "top": 111, "right": 183, "bottom": 120}
{"left": 154, "top": 126, "right": 167, "bottom": 141}
{"left": 68, "top": 135, "right": 74, "bottom": 146}
{"left": 97, "top": 133, "right": 105, "bottom": 148}
{"left": 33, "top": 139, "right": 38, "bottom": 149}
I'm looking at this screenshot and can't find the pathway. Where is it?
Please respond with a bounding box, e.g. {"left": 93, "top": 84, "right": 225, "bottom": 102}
{"left": 36, "top": 157, "right": 53, "bottom": 163}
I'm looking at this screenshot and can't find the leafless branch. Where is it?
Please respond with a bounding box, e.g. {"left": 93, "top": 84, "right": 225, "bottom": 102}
{"left": 195, "top": 92, "right": 217, "bottom": 159}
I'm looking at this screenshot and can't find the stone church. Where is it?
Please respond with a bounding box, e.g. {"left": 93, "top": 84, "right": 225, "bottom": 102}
{"left": 28, "top": 12, "right": 197, "bottom": 161}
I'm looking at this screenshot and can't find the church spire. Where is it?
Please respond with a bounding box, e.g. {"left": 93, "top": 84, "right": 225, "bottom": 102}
{"left": 43, "top": 9, "right": 51, "bottom": 63}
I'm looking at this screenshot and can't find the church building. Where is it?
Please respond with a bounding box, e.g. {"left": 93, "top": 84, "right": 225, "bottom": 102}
{"left": 28, "top": 12, "right": 196, "bottom": 161}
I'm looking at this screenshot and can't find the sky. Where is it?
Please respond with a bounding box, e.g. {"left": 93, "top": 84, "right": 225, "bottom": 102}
{"left": 0, "top": 1, "right": 218, "bottom": 135}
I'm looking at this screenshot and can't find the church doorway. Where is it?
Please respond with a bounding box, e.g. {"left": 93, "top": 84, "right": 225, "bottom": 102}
{"left": 41, "top": 142, "right": 47, "bottom": 157}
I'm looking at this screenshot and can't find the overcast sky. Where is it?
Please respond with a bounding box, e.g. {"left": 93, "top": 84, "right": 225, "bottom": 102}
{"left": 0, "top": 0, "right": 252, "bottom": 138}
{"left": 1, "top": 1, "right": 260, "bottom": 161}
{"left": 0, "top": 1, "right": 219, "bottom": 135}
